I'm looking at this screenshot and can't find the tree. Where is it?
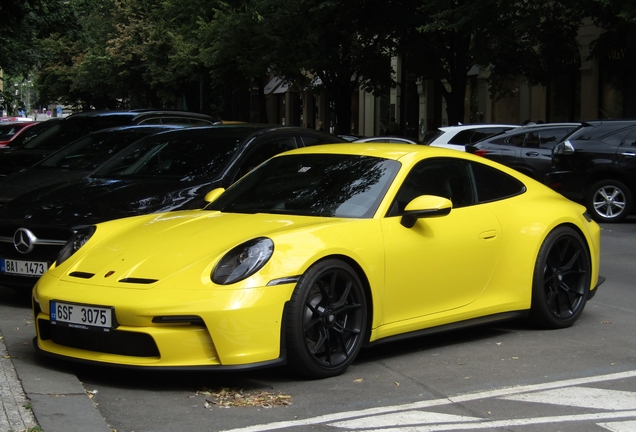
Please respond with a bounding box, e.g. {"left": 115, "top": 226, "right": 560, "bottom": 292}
{"left": 584, "top": 0, "right": 636, "bottom": 117}
{"left": 207, "top": 0, "right": 399, "bottom": 133}
{"left": 398, "top": 0, "right": 585, "bottom": 125}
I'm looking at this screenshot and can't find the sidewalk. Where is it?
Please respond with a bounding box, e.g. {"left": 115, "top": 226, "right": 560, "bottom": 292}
{"left": 0, "top": 291, "right": 112, "bottom": 432}
{"left": 0, "top": 330, "right": 37, "bottom": 432}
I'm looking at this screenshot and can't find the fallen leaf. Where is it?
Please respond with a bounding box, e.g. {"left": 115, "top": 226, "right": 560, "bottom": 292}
{"left": 353, "top": 378, "right": 364, "bottom": 383}
{"left": 394, "top": 382, "right": 400, "bottom": 386}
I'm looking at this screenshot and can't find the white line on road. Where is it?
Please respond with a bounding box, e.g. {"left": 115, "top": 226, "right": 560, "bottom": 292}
{"left": 219, "top": 369, "right": 636, "bottom": 432}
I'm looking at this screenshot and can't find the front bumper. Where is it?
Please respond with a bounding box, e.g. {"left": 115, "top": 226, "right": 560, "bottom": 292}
{"left": 33, "top": 272, "right": 297, "bottom": 368}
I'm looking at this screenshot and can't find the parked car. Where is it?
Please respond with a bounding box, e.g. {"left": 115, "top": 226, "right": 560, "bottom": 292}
{"left": 0, "top": 125, "right": 340, "bottom": 290}
{"left": 0, "top": 121, "right": 37, "bottom": 147}
{"left": 0, "top": 125, "right": 186, "bottom": 205}
{"left": 353, "top": 136, "right": 421, "bottom": 144}
{"left": 546, "top": 119, "right": 636, "bottom": 223}
{"left": 465, "top": 123, "right": 580, "bottom": 181}
{"left": 426, "top": 124, "right": 519, "bottom": 151}
{"left": 0, "top": 110, "right": 218, "bottom": 177}
{"left": 31, "top": 143, "right": 602, "bottom": 378}
{"left": 0, "top": 118, "right": 63, "bottom": 149}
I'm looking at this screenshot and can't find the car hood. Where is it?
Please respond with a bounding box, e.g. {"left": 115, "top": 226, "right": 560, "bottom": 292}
{"left": 0, "top": 148, "right": 55, "bottom": 176}
{"left": 0, "top": 168, "right": 90, "bottom": 203}
{"left": 52, "top": 210, "right": 365, "bottom": 289}
{"left": 0, "top": 177, "right": 212, "bottom": 227}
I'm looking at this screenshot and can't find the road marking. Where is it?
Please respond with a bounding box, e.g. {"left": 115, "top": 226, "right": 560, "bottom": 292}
{"left": 598, "top": 420, "right": 636, "bottom": 432}
{"left": 502, "top": 386, "right": 636, "bottom": 410}
{"left": 219, "top": 369, "right": 636, "bottom": 432}
{"left": 334, "top": 411, "right": 636, "bottom": 431}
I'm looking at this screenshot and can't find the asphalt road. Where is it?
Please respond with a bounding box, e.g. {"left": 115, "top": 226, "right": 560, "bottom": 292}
{"left": 1, "top": 219, "right": 635, "bottom": 432}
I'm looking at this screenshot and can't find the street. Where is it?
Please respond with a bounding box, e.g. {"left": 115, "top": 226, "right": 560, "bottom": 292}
{"left": 1, "top": 220, "right": 635, "bottom": 432}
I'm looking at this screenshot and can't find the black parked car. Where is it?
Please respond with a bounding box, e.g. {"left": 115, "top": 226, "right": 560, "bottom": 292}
{"left": 0, "top": 125, "right": 340, "bottom": 290}
{"left": 0, "top": 125, "right": 186, "bottom": 204}
{"left": 546, "top": 120, "right": 636, "bottom": 223}
{"left": 466, "top": 123, "right": 580, "bottom": 181}
{"left": 0, "top": 110, "right": 218, "bottom": 177}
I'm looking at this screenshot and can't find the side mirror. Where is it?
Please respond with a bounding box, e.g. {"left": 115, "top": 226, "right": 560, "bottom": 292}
{"left": 204, "top": 188, "right": 225, "bottom": 203}
{"left": 400, "top": 195, "right": 452, "bottom": 228}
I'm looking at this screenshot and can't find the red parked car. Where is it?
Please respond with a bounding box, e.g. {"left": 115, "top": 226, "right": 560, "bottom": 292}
{"left": 0, "top": 121, "right": 37, "bottom": 147}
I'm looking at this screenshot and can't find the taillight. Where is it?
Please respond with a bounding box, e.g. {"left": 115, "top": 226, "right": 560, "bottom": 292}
{"left": 553, "top": 139, "right": 575, "bottom": 156}
{"left": 474, "top": 150, "right": 487, "bottom": 157}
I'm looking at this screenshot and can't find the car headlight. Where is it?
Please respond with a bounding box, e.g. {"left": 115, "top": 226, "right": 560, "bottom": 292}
{"left": 212, "top": 237, "right": 274, "bottom": 285}
{"left": 56, "top": 226, "right": 97, "bottom": 266}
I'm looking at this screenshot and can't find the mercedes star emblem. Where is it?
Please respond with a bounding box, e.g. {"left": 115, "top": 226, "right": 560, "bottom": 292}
{"left": 13, "top": 228, "right": 37, "bottom": 254}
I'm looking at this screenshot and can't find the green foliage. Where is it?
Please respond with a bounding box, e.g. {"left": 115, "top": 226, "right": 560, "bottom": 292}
{"left": 6, "top": 0, "right": 636, "bottom": 123}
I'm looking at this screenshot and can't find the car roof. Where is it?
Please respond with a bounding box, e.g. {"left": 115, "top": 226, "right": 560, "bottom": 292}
{"left": 65, "top": 110, "right": 218, "bottom": 122}
{"left": 437, "top": 124, "right": 518, "bottom": 132}
{"left": 278, "top": 142, "right": 484, "bottom": 161}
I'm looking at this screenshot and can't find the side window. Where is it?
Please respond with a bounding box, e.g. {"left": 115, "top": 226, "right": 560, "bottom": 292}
{"left": 189, "top": 118, "right": 215, "bottom": 125}
{"left": 300, "top": 135, "right": 336, "bottom": 146}
{"left": 538, "top": 127, "right": 575, "bottom": 149}
{"left": 447, "top": 130, "right": 475, "bottom": 144}
{"left": 599, "top": 127, "right": 633, "bottom": 146}
{"left": 524, "top": 132, "right": 540, "bottom": 149}
{"left": 138, "top": 118, "right": 163, "bottom": 125}
{"left": 391, "top": 158, "right": 475, "bottom": 214}
{"left": 470, "top": 128, "right": 507, "bottom": 143}
{"left": 470, "top": 161, "right": 525, "bottom": 203}
{"left": 507, "top": 133, "right": 526, "bottom": 147}
{"left": 235, "top": 137, "right": 298, "bottom": 180}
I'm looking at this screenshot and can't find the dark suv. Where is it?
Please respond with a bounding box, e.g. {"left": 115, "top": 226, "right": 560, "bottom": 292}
{"left": 466, "top": 123, "right": 580, "bottom": 181}
{"left": 0, "top": 110, "right": 218, "bottom": 177}
{"left": 546, "top": 120, "right": 636, "bottom": 223}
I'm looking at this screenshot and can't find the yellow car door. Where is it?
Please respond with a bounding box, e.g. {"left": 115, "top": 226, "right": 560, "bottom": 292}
{"left": 379, "top": 157, "right": 503, "bottom": 326}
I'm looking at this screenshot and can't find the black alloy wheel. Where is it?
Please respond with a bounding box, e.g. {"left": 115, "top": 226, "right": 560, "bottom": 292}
{"left": 529, "top": 226, "right": 591, "bottom": 329}
{"left": 586, "top": 179, "right": 633, "bottom": 223}
{"left": 285, "top": 259, "right": 367, "bottom": 379}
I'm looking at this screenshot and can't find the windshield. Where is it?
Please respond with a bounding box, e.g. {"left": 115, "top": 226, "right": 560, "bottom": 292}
{"left": 209, "top": 153, "right": 400, "bottom": 218}
{"left": 3, "top": 119, "right": 62, "bottom": 148}
{"left": 92, "top": 130, "right": 244, "bottom": 180}
{"left": 39, "top": 131, "right": 152, "bottom": 171}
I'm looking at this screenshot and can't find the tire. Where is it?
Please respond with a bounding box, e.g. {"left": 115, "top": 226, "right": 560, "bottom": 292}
{"left": 285, "top": 259, "right": 367, "bottom": 379}
{"left": 528, "top": 226, "right": 591, "bottom": 329}
{"left": 586, "top": 179, "right": 632, "bottom": 223}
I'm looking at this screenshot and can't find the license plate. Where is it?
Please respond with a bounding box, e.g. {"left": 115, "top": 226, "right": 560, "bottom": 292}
{"left": 1, "top": 258, "right": 47, "bottom": 276}
{"left": 50, "top": 301, "right": 115, "bottom": 331}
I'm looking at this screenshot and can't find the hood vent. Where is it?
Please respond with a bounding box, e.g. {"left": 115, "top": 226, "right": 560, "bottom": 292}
{"left": 69, "top": 271, "right": 95, "bottom": 279}
{"left": 119, "top": 277, "right": 158, "bottom": 284}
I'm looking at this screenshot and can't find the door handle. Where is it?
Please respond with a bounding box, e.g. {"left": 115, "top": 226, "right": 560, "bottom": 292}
{"left": 479, "top": 230, "right": 498, "bottom": 240}
{"left": 525, "top": 152, "right": 540, "bottom": 157}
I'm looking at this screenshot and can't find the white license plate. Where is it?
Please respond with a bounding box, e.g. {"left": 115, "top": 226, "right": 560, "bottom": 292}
{"left": 1, "top": 258, "right": 47, "bottom": 276}
{"left": 50, "top": 301, "right": 114, "bottom": 330}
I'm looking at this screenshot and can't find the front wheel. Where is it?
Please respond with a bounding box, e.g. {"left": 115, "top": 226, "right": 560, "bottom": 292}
{"left": 285, "top": 259, "right": 367, "bottom": 379}
{"left": 528, "top": 226, "right": 591, "bottom": 329}
{"left": 586, "top": 179, "right": 632, "bottom": 223}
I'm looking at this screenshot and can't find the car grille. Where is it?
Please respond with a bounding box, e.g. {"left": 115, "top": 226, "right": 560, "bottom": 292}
{"left": 38, "top": 319, "right": 160, "bottom": 357}
{"left": 0, "top": 223, "right": 71, "bottom": 261}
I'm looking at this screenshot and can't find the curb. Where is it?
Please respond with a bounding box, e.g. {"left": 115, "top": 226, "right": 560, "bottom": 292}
{"left": 0, "top": 329, "right": 38, "bottom": 432}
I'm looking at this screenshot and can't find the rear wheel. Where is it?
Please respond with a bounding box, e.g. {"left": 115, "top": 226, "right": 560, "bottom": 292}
{"left": 285, "top": 259, "right": 367, "bottom": 379}
{"left": 586, "top": 179, "right": 632, "bottom": 223}
{"left": 529, "top": 226, "right": 591, "bottom": 329}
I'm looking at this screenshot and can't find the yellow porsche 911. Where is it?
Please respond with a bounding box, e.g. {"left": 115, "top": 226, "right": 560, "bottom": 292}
{"left": 32, "top": 144, "right": 603, "bottom": 379}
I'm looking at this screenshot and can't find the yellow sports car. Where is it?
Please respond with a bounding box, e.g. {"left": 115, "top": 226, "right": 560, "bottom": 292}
{"left": 32, "top": 144, "right": 603, "bottom": 379}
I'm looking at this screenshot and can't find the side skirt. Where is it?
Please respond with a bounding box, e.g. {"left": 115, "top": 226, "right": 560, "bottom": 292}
{"left": 365, "top": 310, "right": 529, "bottom": 347}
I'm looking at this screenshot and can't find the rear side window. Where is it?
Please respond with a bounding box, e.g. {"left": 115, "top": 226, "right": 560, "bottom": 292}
{"left": 599, "top": 127, "right": 634, "bottom": 146}
{"left": 568, "top": 123, "right": 635, "bottom": 144}
{"left": 470, "top": 161, "right": 526, "bottom": 203}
